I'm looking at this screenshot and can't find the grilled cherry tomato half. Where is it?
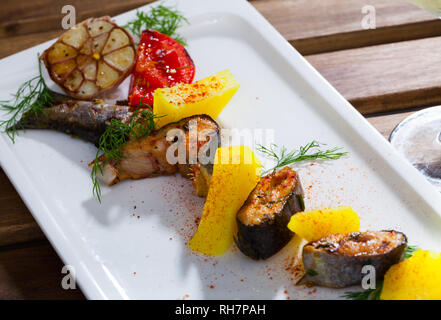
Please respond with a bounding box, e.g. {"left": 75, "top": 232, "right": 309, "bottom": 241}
{"left": 128, "top": 29, "right": 195, "bottom": 108}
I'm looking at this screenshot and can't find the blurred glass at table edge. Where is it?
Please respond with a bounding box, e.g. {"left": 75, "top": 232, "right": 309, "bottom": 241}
{"left": 409, "top": 0, "right": 441, "bottom": 16}
{"left": 389, "top": 0, "right": 441, "bottom": 192}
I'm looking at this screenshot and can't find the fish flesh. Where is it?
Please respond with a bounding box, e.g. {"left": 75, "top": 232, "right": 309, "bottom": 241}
{"left": 91, "top": 114, "right": 221, "bottom": 186}
{"left": 14, "top": 98, "right": 132, "bottom": 145}
{"left": 235, "top": 167, "right": 305, "bottom": 260}
{"left": 190, "top": 162, "right": 213, "bottom": 197}
{"left": 300, "top": 230, "right": 407, "bottom": 288}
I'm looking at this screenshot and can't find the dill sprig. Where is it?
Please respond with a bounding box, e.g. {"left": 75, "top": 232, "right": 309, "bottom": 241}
{"left": 0, "top": 55, "right": 54, "bottom": 143}
{"left": 91, "top": 105, "right": 162, "bottom": 202}
{"left": 342, "top": 282, "right": 383, "bottom": 300}
{"left": 257, "top": 140, "right": 347, "bottom": 175}
{"left": 342, "top": 244, "right": 418, "bottom": 300}
{"left": 124, "top": 4, "right": 188, "bottom": 45}
{"left": 405, "top": 245, "right": 418, "bottom": 259}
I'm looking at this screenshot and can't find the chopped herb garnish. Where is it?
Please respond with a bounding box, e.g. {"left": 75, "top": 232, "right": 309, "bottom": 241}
{"left": 0, "top": 54, "right": 54, "bottom": 143}
{"left": 316, "top": 242, "right": 333, "bottom": 249}
{"left": 342, "top": 282, "right": 383, "bottom": 300}
{"left": 124, "top": 4, "right": 188, "bottom": 45}
{"left": 296, "top": 194, "right": 305, "bottom": 211}
{"left": 405, "top": 245, "right": 418, "bottom": 259}
{"left": 257, "top": 140, "right": 347, "bottom": 175}
{"left": 91, "top": 103, "right": 163, "bottom": 202}
{"left": 306, "top": 269, "right": 318, "bottom": 277}
{"left": 264, "top": 192, "right": 294, "bottom": 208}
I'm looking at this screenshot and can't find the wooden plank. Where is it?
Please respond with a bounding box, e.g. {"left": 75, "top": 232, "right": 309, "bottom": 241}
{"left": 2, "top": 0, "right": 441, "bottom": 54}
{"left": 0, "top": 0, "right": 154, "bottom": 39}
{"left": 366, "top": 110, "right": 418, "bottom": 139}
{"left": 0, "top": 170, "right": 45, "bottom": 247}
{"left": 307, "top": 37, "right": 441, "bottom": 114}
{"left": 0, "top": 242, "right": 84, "bottom": 299}
{"left": 253, "top": 0, "right": 434, "bottom": 40}
{"left": 252, "top": 0, "right": 441, "bottom": 54}
{"left": 0, "top": 30, "right": 61, "bottom": 59}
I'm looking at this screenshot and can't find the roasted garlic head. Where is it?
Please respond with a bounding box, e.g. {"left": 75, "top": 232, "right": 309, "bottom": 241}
{"left": 41, "top": 17, "right": 136, "bottom": 99}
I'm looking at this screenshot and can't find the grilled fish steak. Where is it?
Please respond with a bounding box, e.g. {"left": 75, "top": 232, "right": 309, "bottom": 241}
{"left": 300, "top": 230, "right": 407, "bottom": 288}
{"left": 235, "top": 167, "right": 305, "bottom": 260}
{"left": 90, "top": 114, "right": 220, "bottom": 186}
{"left": 14, "top": 99, "right": 132, "bottom": 145}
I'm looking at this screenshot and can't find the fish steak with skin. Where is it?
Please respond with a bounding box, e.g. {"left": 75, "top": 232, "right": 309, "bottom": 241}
{"left": 300, "top": 230, "right": 407, "bottom": 288}
{"left": 13, "top": 98, "right": 133, "bottom": 146}
{"left": 235, "top": 167, "right": 305, "bottom": 260}
{"left": 90, "top": 114, "right": 221, "bottom": 186}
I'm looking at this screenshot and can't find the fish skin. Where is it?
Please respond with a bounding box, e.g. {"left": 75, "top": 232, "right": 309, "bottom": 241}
{"left": 235, "top": 168, "right": 305, "bottom": 260}
{"left": 91, "top": 114, "right": 221, "bottom": 186}
{"left": 190, "top": 162, "right": 213, "bottom": 197}
{"left": 14, "top": 99, "right": 133, "bottom": 146}
{"left": 300, "top": 230, "right": 407, "bottom": 288}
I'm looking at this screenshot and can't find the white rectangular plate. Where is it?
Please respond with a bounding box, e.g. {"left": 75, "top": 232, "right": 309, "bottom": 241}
{"left": 1, "top": 0, "right": 441, "bottom": 300}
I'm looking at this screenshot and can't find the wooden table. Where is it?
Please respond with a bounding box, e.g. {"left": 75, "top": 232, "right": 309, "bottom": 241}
{"left": 0, "top": 0, "right": 438, "bottom": 299}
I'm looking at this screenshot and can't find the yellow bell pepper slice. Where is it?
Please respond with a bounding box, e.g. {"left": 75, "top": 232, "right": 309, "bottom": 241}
{"left": 381, "top": 249, "right": 441, "bottom": 300}
{"left": 287, "top": 206, "right": 360, "bottom": 242}
{"left": 189, "top": 146, "right": 261, "bottom": 255}
{"left": 153, "top": 69, "right": 240, "bottom": 128}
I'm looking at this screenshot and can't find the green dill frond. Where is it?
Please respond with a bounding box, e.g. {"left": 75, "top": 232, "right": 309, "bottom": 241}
{"left": 91, "top": 104, "right": 163, "bottom": 202}
{"left": 306, "top": 269, "right": 318, "bottom": 277}
{"left": 124, "top": 4, "right": 188, "bottom": 45}
{"left": 342, "top": 282, "right": 383, "bottom": 300}
{"left": 0, "top": 54, "right": 54, "bottom": 143}
{"left": 257, "top": 140, "right": 347, "bottom": 175}
{"left": 405, "top": 245, "right": 418, "bottom": 259}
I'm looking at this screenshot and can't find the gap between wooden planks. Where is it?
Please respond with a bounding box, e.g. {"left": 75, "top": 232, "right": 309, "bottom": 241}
{"left": 253, "top": 0, "right": 441, "bottom": 114}
{"left": 252, "top": 0, "right": 441, "bottom": 54}
{"left": 0, "top": 0, "right": 155, "bottom": 38}
{"left": 306, "top": 37, "right": 441, "bottom": 115}
{"left": 2, "top": 0, "right": 441, "bottom": 58}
